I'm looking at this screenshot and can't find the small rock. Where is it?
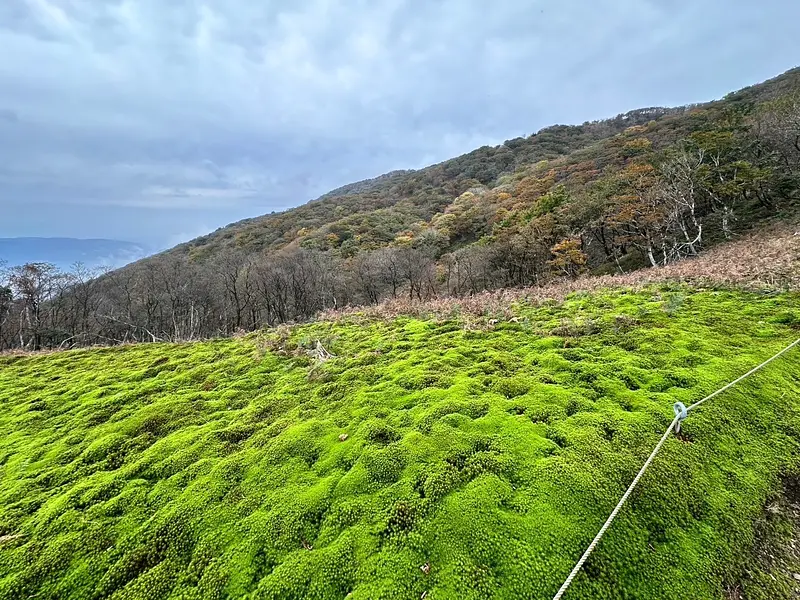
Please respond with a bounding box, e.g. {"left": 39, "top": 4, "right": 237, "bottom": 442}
{"left": 0, "top": 534, "right": 24, "bottom": 544}
{"left": 793, "top": 573, "right": 800, "bottom": 581}
{"left": 339, "top": 433, "right": 349, "bottom": 442}
{"left": 420, "top": 562, "right": 430, "bottom": 575}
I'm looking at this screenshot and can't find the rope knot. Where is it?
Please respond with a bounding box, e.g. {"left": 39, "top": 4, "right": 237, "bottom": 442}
{"left": 673, "top": 402, "right": 688, "bottom": 434}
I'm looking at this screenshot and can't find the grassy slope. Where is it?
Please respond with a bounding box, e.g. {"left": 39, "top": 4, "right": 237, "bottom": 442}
{"left": 1, "top": 287, "right": 799, "bottom": 600}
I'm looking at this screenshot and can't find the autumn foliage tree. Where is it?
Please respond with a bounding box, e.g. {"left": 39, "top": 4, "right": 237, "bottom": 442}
{"left": 548, "top": 238, "right": 588, "bottom": 278}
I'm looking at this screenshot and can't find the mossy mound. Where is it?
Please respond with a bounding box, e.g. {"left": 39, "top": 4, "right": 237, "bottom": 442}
{"left": 1, "top": 287, "right": 799, "bottom": 599}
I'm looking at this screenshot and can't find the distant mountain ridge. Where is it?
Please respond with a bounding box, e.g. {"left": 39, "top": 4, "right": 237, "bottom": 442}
{"left": 316, "top": 170, "right": 416, "bottom": 200}
{"left": 0, "top": 238, "right": 147, "bottom": 270}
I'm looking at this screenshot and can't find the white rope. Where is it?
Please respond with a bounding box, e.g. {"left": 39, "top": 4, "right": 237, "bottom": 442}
{"left": 552, "top": 337, "right": 800, "bottom": 600}
{"left": 686, "top": 338, "right": 800, "bottom": 412}
{"left": 551, "top": 415, "right": 679, "bottom": 600}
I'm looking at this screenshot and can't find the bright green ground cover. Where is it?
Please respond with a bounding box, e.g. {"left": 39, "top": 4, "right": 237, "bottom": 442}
{"left": 1, "top": 287, "right": 799, "bottom": 600}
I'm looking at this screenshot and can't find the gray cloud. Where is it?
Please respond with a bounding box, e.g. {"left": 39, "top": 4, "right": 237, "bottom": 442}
{"left": 1, "top": 0, "right": 799, "bottom": 248}
{"left": 0, "top": 109, "right": 19, "bottom": 123}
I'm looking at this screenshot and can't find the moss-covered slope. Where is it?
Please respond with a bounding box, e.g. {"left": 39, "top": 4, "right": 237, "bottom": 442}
{"left": 1, "top": 288, "right": 799, "bottom": 599}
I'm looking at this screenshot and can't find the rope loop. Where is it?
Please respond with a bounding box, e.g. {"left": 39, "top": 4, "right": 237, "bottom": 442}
{"left": 672, "top": 402, "right": 687, "bottom": 433}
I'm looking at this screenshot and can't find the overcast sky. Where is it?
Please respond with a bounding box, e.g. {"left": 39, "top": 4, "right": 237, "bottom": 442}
{"left": 1, "top": 0, "right": 799, "bottom": 249}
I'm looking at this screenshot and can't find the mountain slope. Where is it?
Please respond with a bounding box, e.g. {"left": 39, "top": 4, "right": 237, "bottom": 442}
{"left": 2, "top": 67, "right": 799, "bottom": 351}
{"left": 174, "top": 106, "right": 689, "bottom": 260}
{"left": 159, "top": 67, "right": 799, "bottom": 263}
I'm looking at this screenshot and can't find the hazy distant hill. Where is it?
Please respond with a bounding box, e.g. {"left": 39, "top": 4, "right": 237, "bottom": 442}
{"left": 0, "top": 238, "right": 147, "bottom": 270}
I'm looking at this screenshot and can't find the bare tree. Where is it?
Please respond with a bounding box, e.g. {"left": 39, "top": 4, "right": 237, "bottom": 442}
{"left": 657, "top": 148, "right": 705, "bottom": 256}
{"left": 397, "top": 247, "right": 436, "bottom": 301}
{"left": 215, "top": 251, "right": 255, "bottom": 333}
{"left": 349, "top": 251, "right": 384, "bottom": 304}
{"left": 8, "top": 263, "right": 61, "bottom": 350}
{"left": 374, "top": 248, "right": 404, "bottom": 299}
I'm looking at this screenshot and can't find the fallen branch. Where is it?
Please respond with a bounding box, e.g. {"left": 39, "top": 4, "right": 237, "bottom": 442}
{"left": 311, "top": 340, "right": 334, "bottom": 362}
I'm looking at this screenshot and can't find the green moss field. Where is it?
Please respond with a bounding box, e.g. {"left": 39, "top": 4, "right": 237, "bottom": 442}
{"left": 1, "top": 287, "right": 800, "bottom": 600}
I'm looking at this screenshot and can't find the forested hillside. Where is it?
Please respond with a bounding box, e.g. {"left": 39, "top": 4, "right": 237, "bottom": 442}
{"left": 1, "top": 68, "right": 799, "bottom": 350}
